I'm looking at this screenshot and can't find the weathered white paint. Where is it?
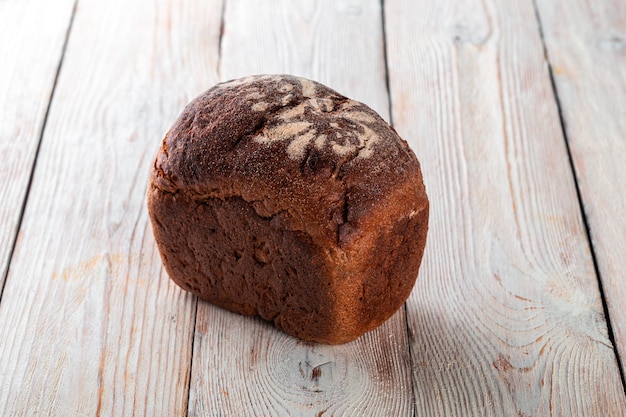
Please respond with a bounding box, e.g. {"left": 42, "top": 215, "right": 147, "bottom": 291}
{"left": 0, "top": 0, "right": 223, "bottom": 414}
{"left": 0, "top": 0, "right": 75, "bottom": 289}
{"left": 1, "top": 0, "right": 625, "bottom": 415}
{"left": 535, "top": 0, "right": 626, "bottom": 376}
{"left": 386, "top": 0, "right": 626, "bottom": 415}
{"left": 219, "top": 0, "right": 390, "bottom": 122}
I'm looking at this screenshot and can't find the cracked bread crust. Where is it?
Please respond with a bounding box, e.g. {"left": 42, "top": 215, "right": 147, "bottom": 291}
{"left": 147, "top": 74, "right": 429, "bottom": 344}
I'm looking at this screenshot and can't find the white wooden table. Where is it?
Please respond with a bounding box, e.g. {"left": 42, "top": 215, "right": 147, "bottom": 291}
{"left": 1, "top": 0, "right": 625, "bottom": 415}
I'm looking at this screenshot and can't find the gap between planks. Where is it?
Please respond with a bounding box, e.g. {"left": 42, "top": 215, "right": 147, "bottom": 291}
{"left": 0, "top": 0, "right": 79, "bottom": 302}
{"left": 380, "top": 0, "right": 395, "bottom": 127}
{"left": 216, "top": 0, "right": 227, "bottom": 82}
{"left": 530, "top": 0, "right": 626, "bottom": 393}
{"left": 385, "top": 0, "right": 626, "bottom": 414}
{"left": 381, "top": 0, "right": 418, "bottom": 414}
{"left": 184, "top": 1, "right": 228, "bottom": 416}
{"left": 0, "top": 0, "right": 223, "bottom": 413}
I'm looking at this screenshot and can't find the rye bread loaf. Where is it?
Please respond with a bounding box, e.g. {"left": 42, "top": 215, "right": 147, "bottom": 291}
{"left": 147, "top": 74, "right": 429, "bottom": 344}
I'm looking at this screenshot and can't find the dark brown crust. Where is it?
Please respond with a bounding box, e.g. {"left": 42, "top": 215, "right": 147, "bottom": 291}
{"left": 147, "top": 74, "right": 429, "bottom": 344}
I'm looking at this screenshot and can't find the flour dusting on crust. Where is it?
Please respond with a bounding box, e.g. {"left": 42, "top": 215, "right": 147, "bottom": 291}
{"left": 216, "top": 75, "right": 382, "bottom": 161}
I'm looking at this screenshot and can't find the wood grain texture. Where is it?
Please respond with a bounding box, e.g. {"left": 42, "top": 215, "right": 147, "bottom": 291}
{"left": 0, "top": 0, "right": 75, "bottom": 290}
{"left": 0, "top": 0, "right": 222, "bottom": 414}
{"left": 188, "top": 1, "right": 414, "bottom": 415}
{"left": 534, "top": 0, "right": 626, "bottom": 375}
{"left": 219, "top": 0, "right": 390, "bottom": 122}
{"left": 385, "top": 0, "right": 626, "bottom": 415}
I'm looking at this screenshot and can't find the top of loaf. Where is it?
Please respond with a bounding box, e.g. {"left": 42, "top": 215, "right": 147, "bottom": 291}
{"left": 152, "top": 74, "right": 426, "bottom": 247}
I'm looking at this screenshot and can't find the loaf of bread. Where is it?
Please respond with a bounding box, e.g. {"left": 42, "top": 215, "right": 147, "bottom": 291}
{"left": 147, "top": 75, "right": 429, "bottom": 344}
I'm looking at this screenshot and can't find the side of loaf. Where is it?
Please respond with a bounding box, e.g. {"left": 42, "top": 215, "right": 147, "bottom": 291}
{"left": 147, "top": 74, "right": 429, "bottom": 344}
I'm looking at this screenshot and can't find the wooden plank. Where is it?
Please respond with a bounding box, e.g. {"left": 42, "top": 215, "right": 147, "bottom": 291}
{"left": 218, "top": 0, "right": 391, "bottom": 122}
{"left": 0, "top": 0, "right": 223, "bottom": 415}
{"left": 385, "top": 0, "right": 626, "bottom": 415}
{"left": 0, "top": 0, "right": 75, "bottom": 289}
{"left": 534, "top": 0, "right": 626, "bottom": 375}
{"left": 188, "top": 1, "right": 414, "bottom": 415}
